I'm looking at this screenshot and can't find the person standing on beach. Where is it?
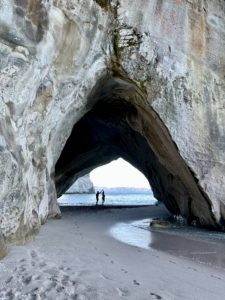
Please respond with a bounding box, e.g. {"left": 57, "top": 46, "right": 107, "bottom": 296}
{"left": 96, "top": 191, "right": 100, "bottom": 205}
{"left": 101, "top": 190, "right": 105, "bottom": 205}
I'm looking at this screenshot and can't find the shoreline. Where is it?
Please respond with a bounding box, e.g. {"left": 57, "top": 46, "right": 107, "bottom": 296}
{"left": 59, "top": 204, "right": 152, "bottom": 209}
{"left": 0, "top": 205, "right": 225, "bottom": 299}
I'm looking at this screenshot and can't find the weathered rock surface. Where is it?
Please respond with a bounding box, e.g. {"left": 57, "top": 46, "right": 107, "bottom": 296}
{"left": 0, "top": 233, "right": 7, "bottom": 260}
{"left": 0, "top": 0, "right": 225, "bottom": 244}
{"left": 65, "top": 174, "right": 94, "bottom": 194}
{"left": 149, "top": 219, "right": 172, "bottom": 229}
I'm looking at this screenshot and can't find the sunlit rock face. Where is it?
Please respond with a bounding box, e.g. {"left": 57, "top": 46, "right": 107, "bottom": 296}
{"left": 65, "top": 175, "right": 94, "bottom": 194}
{"left": 0, "top": 0, "right": 225, "bottom": 243}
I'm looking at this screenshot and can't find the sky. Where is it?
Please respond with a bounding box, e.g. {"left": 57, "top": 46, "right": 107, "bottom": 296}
{"left": 90, "top": 158, "right": 150, "bottom": 188}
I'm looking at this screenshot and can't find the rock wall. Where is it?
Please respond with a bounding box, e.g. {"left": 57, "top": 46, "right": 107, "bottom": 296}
{"left": 65, "top": 174, "right": 94, "bottom": 194}
{"left": 115, "top": 0, "right": 225, "bottom": 226}
{"left": 0, "top": 0, "right": 225, "bottom": 243}
{"left": 0, "top": 233, "right": 7, "bottom": 259}
{"left": 0, "top": 0, "right": 110, "bottom": 242}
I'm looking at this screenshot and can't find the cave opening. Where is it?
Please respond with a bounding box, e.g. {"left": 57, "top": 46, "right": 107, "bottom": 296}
{"left": 57, "top": 158, "right": 157, "bottom": 207}
{"left": 54, "top": 77, "right": 216, "bottom": 228}
{"left": 90, "top": 158, "right": 151, "bottom": 190}
{"left": 55, "top": 78, "right": 164, "bottom": 207}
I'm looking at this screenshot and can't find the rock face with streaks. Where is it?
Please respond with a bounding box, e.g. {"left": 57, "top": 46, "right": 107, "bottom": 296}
{"left": 65, "top": 174, "right": 94, "bottom": 194}
{"left": 0, "top": 0, "right": 225, "bottom": 244}
{"left": 0, "top": 233, "right": 7, "bottom": 259}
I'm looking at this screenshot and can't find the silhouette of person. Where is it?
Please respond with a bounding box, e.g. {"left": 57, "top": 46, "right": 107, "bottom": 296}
{"left": 96, "top": 191, "right": 100, "bottom": 205}
{"left": 101, "top": 190, "right": 105, "bottom": 205}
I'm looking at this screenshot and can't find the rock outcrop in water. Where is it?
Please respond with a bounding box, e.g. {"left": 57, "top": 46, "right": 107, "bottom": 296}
{"left": 0, "top": 0, "right": 225, "bottom": 244}
{"left": 65, "top": 174, "right": 94, "bottom": 194}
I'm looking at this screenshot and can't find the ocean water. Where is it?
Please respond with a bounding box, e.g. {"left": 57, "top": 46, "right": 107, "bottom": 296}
{"left": 58, "top": 193, "right": 156, "bottom": 206}
{"left": 110, "top": 219, "right": 152, "bottom": 249}
{"left": 110, "top": 218, "right": 225, "bottom": 269}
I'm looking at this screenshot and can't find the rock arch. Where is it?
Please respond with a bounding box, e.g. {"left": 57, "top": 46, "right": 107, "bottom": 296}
{"left": 0, "top": 0, "right": 225, "bottom": 248}
{"left": 55, "top": 77, "right": 217, "bottom": 228}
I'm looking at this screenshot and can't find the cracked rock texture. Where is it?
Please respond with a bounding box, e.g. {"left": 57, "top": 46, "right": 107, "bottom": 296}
{"left": 0, "top": 233, "right": 7, "bottom": 259}
{"left": 0, "top": 0, "right": 225, "bottom": 243}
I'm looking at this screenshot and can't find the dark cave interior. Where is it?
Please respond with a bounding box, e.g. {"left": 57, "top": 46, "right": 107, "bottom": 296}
{"left": 54, "top": 77, "right": 216, "bottom": 228}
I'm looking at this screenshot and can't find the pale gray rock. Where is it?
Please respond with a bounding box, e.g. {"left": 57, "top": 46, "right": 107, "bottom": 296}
{"left": 0, "top": 0, "right": 225, "bottom": 246}
{"left": 66, "top": 174, "right": 95, "bottom": 194}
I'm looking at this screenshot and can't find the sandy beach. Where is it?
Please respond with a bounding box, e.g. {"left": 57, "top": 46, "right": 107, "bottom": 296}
{"left": 0, "top": 205, "right": 225, "bottom": 300}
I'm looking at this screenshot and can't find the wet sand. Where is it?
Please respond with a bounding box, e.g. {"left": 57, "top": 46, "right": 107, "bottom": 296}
{"left": 150, "top": 229, "right": 225, "bottom": 270}
{"left": 110, "top": 213, "right": 225, "bottom": 270}
{"left": 0, "top": 205, "right": 225, "bottom": 299}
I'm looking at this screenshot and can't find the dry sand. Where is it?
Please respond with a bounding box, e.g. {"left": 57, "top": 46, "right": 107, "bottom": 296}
{"left": 0, "top": 205, "right": 225, "bottom": 300}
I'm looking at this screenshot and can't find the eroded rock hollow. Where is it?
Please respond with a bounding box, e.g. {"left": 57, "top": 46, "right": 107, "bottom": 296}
{"left": 0, "top": 0, "right": 225, "bottom": 245}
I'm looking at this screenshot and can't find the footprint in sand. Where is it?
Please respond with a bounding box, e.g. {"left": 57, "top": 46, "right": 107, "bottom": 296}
{"left": 121, "top": 268, "right": 128, "bottom": 274}
{"left": 45, "top": 282, "right": 57, "bottom": 291}
{"left": 99, "top": 272, "right": 113, "bottom": 281}
{"left": 31, "top": 261, "right": 35, "bottom": 267}
{"left": 21, "top": 275, "right": 33, "bottom": 285}
{"left": 59, "top": 266, "right": 71, "bottom": 271}
{"left": 150, "top": 292, "right": 162, "bottom": 299}
{"left": 5, "top": 276, "right": 13, "bottom": 284}
{"left": 0, "top": 249, "right": 100, "bottom": 300}
{"left": 61, "top": 274, "right": 70, "bottom": 285}
{"left": 34, "top": 275, "right": 42, "bottom": 280}
{"left": 56, "top": 286, "right": 65, "bottom": 293}
{"left": 210, "top": 274, "right": 222, "bottom": 280}
{"left": 188, "top": 267, "right": 197, "bottom": 272}
{"left": 30, "top": 250, "right": 38, "bottom": 259}
{"left": 117, "top": 287, "right": 130, "bottom": 297}
{"left": 133, "top": 279, "right": 140, "bottom": 286}
{"left": 18, "top": 265, "right": 26, "bottom": 273}
{"left": 5, "top": 289, "right": 14, "bottom": 300}
{"left": 39, "top": 261, "right": 47, "bottom": 268}
{"left": 71, "top": 293, "right": 86, "bottom": 300}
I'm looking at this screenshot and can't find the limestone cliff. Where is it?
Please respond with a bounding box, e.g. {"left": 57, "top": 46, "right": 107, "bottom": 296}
{"left": 0, "top": 0, "right": 225, "bottom": 244}
{"left": 66, "top": 175, "right": 94, "bottom": 194}
{"left": 0, "top": 233, "right": 7, "bottom": 259}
